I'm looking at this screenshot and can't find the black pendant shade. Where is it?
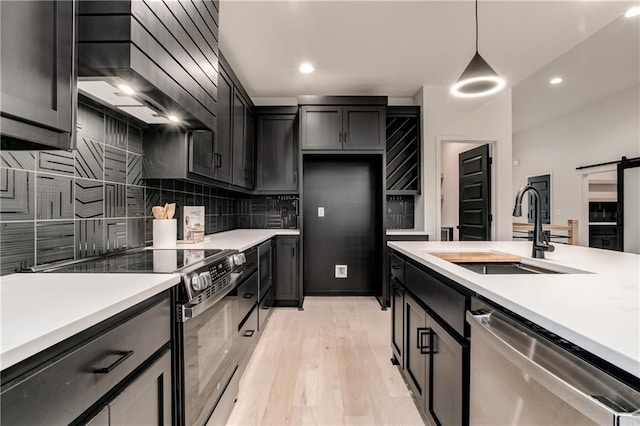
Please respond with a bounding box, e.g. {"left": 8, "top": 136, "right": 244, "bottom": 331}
{"left": 450, "top": 0, "right": 506, "bottom": 98}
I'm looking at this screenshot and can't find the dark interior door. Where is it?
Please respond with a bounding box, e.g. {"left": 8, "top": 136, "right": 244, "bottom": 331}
{"left": 303, "top": 156, "right": 381, "bottom": 295}
{"left": 458, "top": 144, "right": 491, "bottom": 241}
{"left": 527, "top": 174, "right": 551, "bottom": 224}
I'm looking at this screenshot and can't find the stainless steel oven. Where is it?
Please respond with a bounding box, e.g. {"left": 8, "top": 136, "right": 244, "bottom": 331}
{"left": 174, "top": 251, "right": 246, "bottom": 426}
{"left": 31, "top": 248, "right": 247, "bottom": 426}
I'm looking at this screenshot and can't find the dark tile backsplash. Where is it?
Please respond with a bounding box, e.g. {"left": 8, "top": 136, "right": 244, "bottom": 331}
{"left": 386, "top": 195, "right": 415, "bottom": 229}
{"left": 0, "top": 100, "right": 300, "bottom": 275}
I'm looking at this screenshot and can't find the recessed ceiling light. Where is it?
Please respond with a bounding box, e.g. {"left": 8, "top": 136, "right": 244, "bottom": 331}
{"left": 167, "top": 114, "right": 181, "bottom": 123}
{"left": 299, "top": 63, "right": 314, "bottom": 74}
{"left": 550, "top": 77, "right": 563, "bottom": 85}
{"left": 625, "top": 6, "right": 640, "bottom": 18}
{"left": 117, "top": 83, "right": 136, "bottom": 95}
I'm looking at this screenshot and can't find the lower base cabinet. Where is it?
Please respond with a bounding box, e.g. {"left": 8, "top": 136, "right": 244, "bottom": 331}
{"left": 275, "top": 236, "right": 300, "bottom": 306}
{"left": 88, "top": 350, "right": 172, "bottom": 425}
{"left": 391, "top": 252, "right": 470, "bottom": 426}
{"left": 0, "top": 294, "right": 172, "bottom": 426}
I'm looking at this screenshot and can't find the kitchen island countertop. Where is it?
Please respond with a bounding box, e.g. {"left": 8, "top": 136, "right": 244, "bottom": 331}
{"left": 0, "top": 273, "right": 180, "bottom": 370}
{"left": 387, "top": 241, "right": 640, "bottom": 379}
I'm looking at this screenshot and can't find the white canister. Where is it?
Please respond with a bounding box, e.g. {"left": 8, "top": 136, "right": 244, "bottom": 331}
{"left": 153, "top": 219, "right": 177, "bottom": 248}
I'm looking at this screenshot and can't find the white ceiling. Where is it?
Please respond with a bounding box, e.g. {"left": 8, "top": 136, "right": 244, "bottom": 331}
{"left": 513, "top": 14, "right": 640, "bottom": 133}
{"left": 218, "top": 1, "right": 637, "bottom": 100}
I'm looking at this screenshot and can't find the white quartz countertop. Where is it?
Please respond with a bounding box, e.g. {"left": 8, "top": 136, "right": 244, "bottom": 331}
{"left": 176, "top": 229, "right": 300, "bottom": 252}
{"left": 0, "top": 273, "right": 180, "bottom": 370}
{"left": 386, "top": 230, "right": 431, "bottom": 236}
{"left": 387, "top": 241, "right": 640, "bottom": 379}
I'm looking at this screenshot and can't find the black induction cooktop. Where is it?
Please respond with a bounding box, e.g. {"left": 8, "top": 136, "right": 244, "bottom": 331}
{"left": 37, "top": 249, "right": 225, "bottom": 274}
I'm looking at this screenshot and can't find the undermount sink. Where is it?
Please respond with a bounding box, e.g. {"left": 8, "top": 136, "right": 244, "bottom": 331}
{"left": 456, "top": 262, "right": 563, "bottom": 275}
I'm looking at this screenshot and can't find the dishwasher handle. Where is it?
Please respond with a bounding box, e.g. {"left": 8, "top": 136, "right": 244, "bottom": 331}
{"left": 467, "top": 311, "right": 640, "bottom": 426}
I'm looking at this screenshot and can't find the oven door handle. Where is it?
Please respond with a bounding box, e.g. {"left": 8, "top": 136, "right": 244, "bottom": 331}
{"left": 178, "top": 272, "right": 242, "bottom": 322}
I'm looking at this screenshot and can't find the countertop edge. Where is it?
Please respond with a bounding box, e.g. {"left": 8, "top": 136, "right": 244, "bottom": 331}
{"left": 0, "top": 274, "right": 180, "bottom": 370}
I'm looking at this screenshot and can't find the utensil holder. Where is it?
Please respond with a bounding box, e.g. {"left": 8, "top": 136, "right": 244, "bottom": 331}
{"left": 153, "top": 219, "right": 177, "bottom": 248}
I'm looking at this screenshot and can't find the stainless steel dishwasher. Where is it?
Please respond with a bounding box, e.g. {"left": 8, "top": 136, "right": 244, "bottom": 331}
{"left": 467, "top": 300, "right": 640, "bottom": 425}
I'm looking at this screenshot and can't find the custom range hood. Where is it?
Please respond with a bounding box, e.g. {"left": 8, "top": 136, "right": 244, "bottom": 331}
{"left": 77, "top": 0, "right": 219, "bottom": 129}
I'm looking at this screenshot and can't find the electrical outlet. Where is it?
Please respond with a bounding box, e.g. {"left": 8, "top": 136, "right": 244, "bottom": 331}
{"left": 335, "top": 265, "right": 347, "bottom": 278}
{"left": 318, "top": 207, "right": 325, "bottom": 217}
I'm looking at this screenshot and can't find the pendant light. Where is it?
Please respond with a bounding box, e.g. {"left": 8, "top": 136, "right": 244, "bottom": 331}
{"left": 450, "top": 0, "right": 505, "bottom": 98}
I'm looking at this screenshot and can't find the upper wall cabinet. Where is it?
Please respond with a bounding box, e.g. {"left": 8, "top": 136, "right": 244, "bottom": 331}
{"left": 386, "top": 106, "right": 421, "bottom": 194}
{"left": 0, "top": 0, "right": 75, "bottom": 149}
{"left": 255, "top": 107, "right": 298, "bottom": 193}
{"left": 77, "top": 0, "right": 219, "bottom": 130}
{"left": 215, "top": 70, "right": 234, "bottom": 184}
{"left": 300, "top": 104, "right": 385, "bottom": 151}
{"left": 218, "top": 56, "right": 254, "bottom": 190}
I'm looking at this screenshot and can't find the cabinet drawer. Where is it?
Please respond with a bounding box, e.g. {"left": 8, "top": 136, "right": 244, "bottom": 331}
{"left": 1, "top": 297, "right": 171, "bottom": 425}
{"left": 405, "top": 262, "right": 467, "bottom": 337}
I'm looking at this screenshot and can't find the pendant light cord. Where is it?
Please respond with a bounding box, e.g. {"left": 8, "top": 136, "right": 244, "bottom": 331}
{"left": 475, "top": 0, "right": 479, "bottom": 52}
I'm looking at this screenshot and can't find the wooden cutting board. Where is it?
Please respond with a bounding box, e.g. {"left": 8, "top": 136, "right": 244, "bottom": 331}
{"left": 428, "top": 251, "right": 521, "bottom": 263}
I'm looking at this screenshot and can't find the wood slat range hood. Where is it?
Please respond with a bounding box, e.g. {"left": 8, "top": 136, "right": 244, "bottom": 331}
{"left": 77, "top": 0, "right": 219, "bottom": 130}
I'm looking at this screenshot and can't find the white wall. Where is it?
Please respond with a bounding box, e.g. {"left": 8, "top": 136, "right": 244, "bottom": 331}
{"left": 513, "top": 84, "right": 640, "bottom": 244}
{"left": 441, "top": 142, "right": 481, "bottom": 240}
{"left": 419, "top": 87, "right": 513, "bottom": 241}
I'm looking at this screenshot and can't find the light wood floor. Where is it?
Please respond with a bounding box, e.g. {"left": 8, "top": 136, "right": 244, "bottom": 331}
{"left": 226, "top": 297, "right": 425, "bottom": 426}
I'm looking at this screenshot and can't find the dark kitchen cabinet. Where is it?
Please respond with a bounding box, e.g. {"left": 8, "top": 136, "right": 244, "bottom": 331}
{"left": 255, "top": 111, "right": 298, "bottom": 192}
{"left": 106, "top": 350, "right": 172, "bottom": 425}
{"left": 232, "top": 89, "right": 254, "bottom": 189}
{"left": 0, "top": 0, "right": 75, "bottom": 149}
{"left": 589, "top": 225, "right": 620, "bottom": 251}
{"left": 430, "top": 318, "right": 465, "bottom": 426}
{"left": 390, "top": 253, "right": 405, "bottom": 367}
{"left": 390, "top": 252, "right": 470, "bottom": 426}
{"left": 189, "top": 131, "right": 216, "bottom": 179}
{"left": 215, "top": 70, "right": 234, "bottom": 184}
{"left": 404, "top": 292, "right": 466, "bottom": 425}
{"left": 300, "top": 106, "right": 385, "bottom": 151}
{"left": 386, "top": 106, "right": 421, "bottom": 193}
{"left": 299, "top": 106, "right": 342, "bottom": 150}
{"left": 405, "top": 293, "right": 428, "bottom": 412}
{"left": 1, "top": 295, "right": 171, "bottom": 425}
{"left": 245, "top": 109, "right": 256, "bottom": 189}
{"left": 275, "top": 236, "right": 299, "bottom": 304}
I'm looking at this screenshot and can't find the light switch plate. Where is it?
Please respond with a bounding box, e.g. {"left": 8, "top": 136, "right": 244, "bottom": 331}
{"left": 318, "top": 207, "right": 325, "bottom": 217}
{"left": 335, "top": 265, "right": 347, "bottom": 278}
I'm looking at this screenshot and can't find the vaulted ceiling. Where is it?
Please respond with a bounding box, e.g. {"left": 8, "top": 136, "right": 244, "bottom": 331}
{"left": 219, "top": 1, "right": 637, "bottom": 99}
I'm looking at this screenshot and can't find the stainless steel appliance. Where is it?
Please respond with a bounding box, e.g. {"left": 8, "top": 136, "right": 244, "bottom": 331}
{"left": 34, "top": 248, "right": 247, "bottom": 426}
{"left": 467, "top": 300, "right": 640, "bottom": 425}
{"left": 235, "top": 247, "right": 259, "bottom": 376}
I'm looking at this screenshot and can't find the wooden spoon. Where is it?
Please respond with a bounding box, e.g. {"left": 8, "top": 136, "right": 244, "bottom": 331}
{"left": 152, "top": 206, "right": 165, "bottom": 220}
{"left": 165, "top": 203, "right": 176, "bottom": 220}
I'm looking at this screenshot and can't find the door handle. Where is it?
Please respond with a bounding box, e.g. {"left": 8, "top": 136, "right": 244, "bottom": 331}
{"left": 93, "top": 350, "right": 134, "bottom": 374}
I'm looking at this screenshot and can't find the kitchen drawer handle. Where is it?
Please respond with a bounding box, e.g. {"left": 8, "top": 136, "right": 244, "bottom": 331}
{"left": 391, "top": 265, "right": 401, "bottom": 270}
{"left": 93, "top": 350, "right": 134, "bottom": 374}
{"left": 243, "top": 292, "right": 255, "bottom": 299}
{"left": 243, "top": 330, "right": 255, "bottom": 337}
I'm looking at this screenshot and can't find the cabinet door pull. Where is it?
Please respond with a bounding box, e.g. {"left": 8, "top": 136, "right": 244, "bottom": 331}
{"left": 417, "top": 327, "right": 433, "bottom": 354}
{"left": 93, "top": 350, "right": 134, "bottom": 374}
{"left": 344, "top": 132, "right": 348, "bottom": 144}
{"left": 293, "top": 171, "right": 298, "bottom": 186}
{"left": 339, "top": 131, "right": 343, "bottom": 143}
{"left": 243, "top": 330, "right": 255, "bottom": 337}
{"left": 292, "top": 246, "right": 295, "bottom": 258}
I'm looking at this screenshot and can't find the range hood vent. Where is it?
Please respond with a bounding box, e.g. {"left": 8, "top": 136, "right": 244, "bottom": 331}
{"left": 77, "top": 0, "right": 220, "bottom": 130}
